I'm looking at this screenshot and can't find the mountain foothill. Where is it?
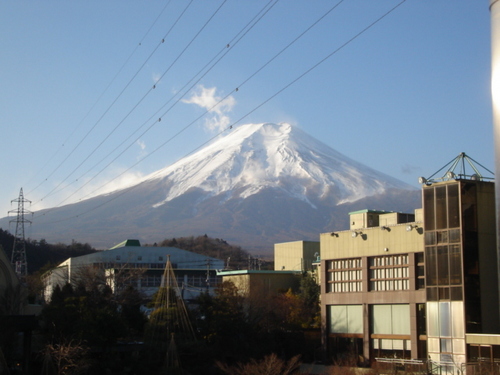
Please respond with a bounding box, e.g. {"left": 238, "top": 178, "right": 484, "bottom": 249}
{"left": 0, "top": 123, "right": 420, "bottom": 255}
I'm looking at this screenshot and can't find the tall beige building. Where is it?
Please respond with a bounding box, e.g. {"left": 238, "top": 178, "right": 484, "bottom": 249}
{"left": 274, "top": 240, "right": 319, "bottom": 272}
{"left": 321, "top": 178, "right": 500, "bottom": 373}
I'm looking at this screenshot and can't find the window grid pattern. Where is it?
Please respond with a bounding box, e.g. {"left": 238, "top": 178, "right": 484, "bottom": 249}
{"left": 417, "top": 252, "right": 425, "bottom": 290}
{"left": 369, "top": 255, "right": 409, "bottom": 291}
{"left": 101, "top": 262, "right": 177, "bottom": 269}
{"left": 138, "top": 275, "right": 221, "bottom": 288}
{"left": 327, "top": 258, "right": 362, "bottom": 293}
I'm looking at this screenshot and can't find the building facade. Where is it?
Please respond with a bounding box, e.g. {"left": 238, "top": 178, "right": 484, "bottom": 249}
{"left": 422, "top": 179, "right": 498, "bottom": 370}
{"left": 217, "top": 269, "right": 300, "bottom": 298}
{"left": 321, "top": 178, "right": 500, "bottom": 372}
{"left": 42, "top": 239, "right": 225, "bottom": 302}
{"left": 274, "top": 241, "right": 320, "bottom": 272}
{"left": 321, "top": 208, "right": 425, "bottom": 364}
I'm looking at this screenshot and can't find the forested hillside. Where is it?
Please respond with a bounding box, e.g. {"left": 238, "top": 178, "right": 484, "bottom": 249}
{"left": 154, "top": 235, "right": 258, "bottom": 270}
{"left": 0, "top": 230, "right": 260, "bottom": 274}
{"left": 0, "top": 228, "right": 97, "bottom": 273}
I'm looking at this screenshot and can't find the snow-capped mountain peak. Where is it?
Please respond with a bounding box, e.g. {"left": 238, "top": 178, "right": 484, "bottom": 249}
{"left": 148, "top": 122, "right": 414, "bottom": 208}
{"left": 8, "top": 122, "right": 421, "bottom": 251}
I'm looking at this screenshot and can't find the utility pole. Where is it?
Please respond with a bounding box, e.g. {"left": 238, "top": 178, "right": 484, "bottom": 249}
{"left": 9, "top": 188, "right": 32, "bottom": 279}
{"left": 205, "top": 259, "right": 211, "bottom": 292}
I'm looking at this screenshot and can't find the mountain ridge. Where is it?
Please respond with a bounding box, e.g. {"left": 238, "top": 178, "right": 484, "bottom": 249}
{"left": 145, "top": 123, "right": 415, "bottom": 208}
{"left": 0, "top": 122, "right": 421, "bottom": 253}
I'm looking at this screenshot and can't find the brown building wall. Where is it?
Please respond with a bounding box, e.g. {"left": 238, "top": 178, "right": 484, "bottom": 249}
{"left": 320, "top": 217, "right": 425, "bottom": 362}
{"left": 476, "top": 182, "right": 499, "bottom": 333}
{"left": 223, "top": 272, "right": 299, "bottom": 297}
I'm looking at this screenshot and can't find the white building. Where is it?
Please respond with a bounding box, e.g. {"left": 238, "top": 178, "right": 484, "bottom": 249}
{"left": 42, "top": 239, "right": 225, "bottom": 302}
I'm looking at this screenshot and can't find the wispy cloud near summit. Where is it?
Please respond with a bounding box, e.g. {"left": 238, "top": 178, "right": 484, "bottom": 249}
{"left": 183, "top": 85, "right": 235, "bottom": 132}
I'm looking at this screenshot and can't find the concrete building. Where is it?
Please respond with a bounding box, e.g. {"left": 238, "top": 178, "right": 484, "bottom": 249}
{"left": 321, "top": 208, "right": 424, "bottom": 364}
{"left": 216, "top": 241, "right": 318, "bottom": 300}
{"left": 217, "top": 270, "right": 300, "bottom": 297}
{"left": 422, "top": 179, "right": 498, "bottom": 368}
{"left": 320, "top": 177, "right": 500, "bottom": 373}
{"left": 42, "top": 239, "right": 225, "bottom": 302}
{"left": 274, "top": 241, "right": 320, "bottom": 272}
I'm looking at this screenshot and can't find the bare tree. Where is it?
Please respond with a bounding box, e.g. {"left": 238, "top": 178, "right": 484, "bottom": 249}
{"left": 70, "top": 265, "right": 107, "bottom": 292}
{"left": 216, "top": 353, "right": 301, "bottom": 375}
{"left": 70, "top": 263, "right": 146, "bottom": 296}
{"left": 0, "top": 284, "right": 26, "bottom": 315}
{"left": 41, "top": 340, "right": 90, "bottom": 375}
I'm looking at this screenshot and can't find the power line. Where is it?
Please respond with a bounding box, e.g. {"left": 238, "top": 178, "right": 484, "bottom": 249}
{"left": 32, "top": 0, "right": 353, "bottom": 219}
{"left": 34, "top": 0, "right": 407, "bottom": 223}
{"left": 26, "top": 1, "right": 175, "bottom": 197}
{"left": 227, "top": 0, "right": 409, "bottom": 129}
{"left": 58, "top": 0, "right": 279, "bottom": 203}
{"left": 30, "top": 1, "right": 195, "bottom": 205}
{"left": 42, "top": 0, "right": 341, "bottom": 211}
{"left": 34, "top": 0, "right": 279, "bottom": 215}
{"left": 33, "top": 0, "right": 229, "bottom": 210}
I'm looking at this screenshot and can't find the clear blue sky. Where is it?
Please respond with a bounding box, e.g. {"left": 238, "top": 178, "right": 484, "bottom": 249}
{"left": 0, "top": 0, "right": 494, "bottom": 223}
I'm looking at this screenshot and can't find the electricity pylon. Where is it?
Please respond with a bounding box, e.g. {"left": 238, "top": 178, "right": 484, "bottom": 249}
{"left": 9, "top": 188, "right": 32, "bottom": 279}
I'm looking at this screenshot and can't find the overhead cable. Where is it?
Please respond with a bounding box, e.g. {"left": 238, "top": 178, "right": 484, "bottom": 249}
{"left": 33, "top": 0, "right": 195, "bottom": 204}
{"left": 27, "top": 1, "right": 174, "bottom": 196}
{"left": 36, "top": 0, "right": 277, "bottom": 213}
{"left": 36, "top": 1, "right": 408, "bottom": 223}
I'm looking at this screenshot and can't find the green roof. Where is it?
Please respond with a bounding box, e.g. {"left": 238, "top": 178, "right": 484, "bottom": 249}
{"left": 109, "top": 239, "right": 141, "bottom": 250}
{"left": 217, "top": 270, "right": 299, "bottom": 276}
{"left": 348, "top": 209, "right": 393, "bottom": 215}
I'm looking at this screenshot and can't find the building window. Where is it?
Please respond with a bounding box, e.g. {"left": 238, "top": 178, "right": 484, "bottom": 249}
{"left": 327, "top": 258, "right": 362, "bottom": 293}
{"left": 372, "top": 304, "right": 410, "bottom": 334}
{"left": 425, "top": 243, "right": 463, "bottom": 300}
{"left": 423, "top": 182, "right": 464, "bottom": 300}
{"left": 141, "top": 274, "right": 163, "bottom": 287}
{"left": 328, "top": 305, "right": 363, "bottom": 334}
{"left": 416, "top": 252, "right": 425, "bottom": 289}
{"left": 369, "top": 254, "right": 409, "bottom": 291}
{"left": 371, "top": 304, "right": 411, "bottom": 359}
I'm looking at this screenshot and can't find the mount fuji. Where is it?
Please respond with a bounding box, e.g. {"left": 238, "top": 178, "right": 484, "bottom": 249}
{"left": 1, "top": 123, "right": 421, "bottom": 254}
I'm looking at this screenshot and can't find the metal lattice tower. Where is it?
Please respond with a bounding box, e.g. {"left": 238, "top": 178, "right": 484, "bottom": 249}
{"left": 418, "top": 152, "right": 494, "bottom": 185}
{"left": 9, "top": 188, "right": 32, "bottom": 278}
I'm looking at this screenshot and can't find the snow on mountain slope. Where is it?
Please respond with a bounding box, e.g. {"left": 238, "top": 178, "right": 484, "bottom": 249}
{"left": 147, "top": 123, "right": 415, "bottom": 208}
{"left": 0, "top": 122, "right": 421, "bottom": 251}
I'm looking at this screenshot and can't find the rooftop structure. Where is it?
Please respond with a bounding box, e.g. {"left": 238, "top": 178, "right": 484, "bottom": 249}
{"left": 42, "top": 240, "right": 225, "bottom": 302}
{"left": 274, "top": 240, "right": 320, "bottom": 272}
{"left": 217, "top": 269, "right": 300, "bottom": 297}
{"left": 320, "top": 176, "right": 498, "bottom": 373}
